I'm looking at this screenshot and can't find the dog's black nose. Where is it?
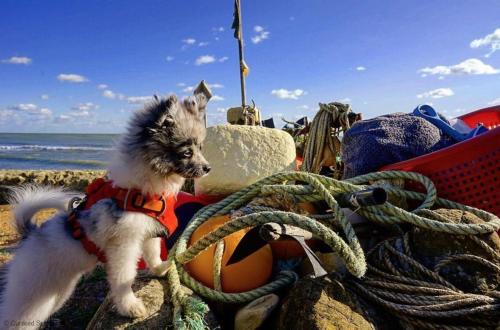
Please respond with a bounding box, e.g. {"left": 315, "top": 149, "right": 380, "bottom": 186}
{"left": 203, "top": 165, "right": 211, "bottom": 173}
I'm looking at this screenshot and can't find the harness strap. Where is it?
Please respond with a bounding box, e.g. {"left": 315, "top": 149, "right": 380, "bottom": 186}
{"left": 69, "top": 177, "right": 178, "bottom": 263}
{"left": 68, "top": 212, "right": 107, "bottom": 263}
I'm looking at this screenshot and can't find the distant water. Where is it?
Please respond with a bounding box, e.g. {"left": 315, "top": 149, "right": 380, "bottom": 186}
{"left": 0, "top": 133, "right": 119, "bottom": 170}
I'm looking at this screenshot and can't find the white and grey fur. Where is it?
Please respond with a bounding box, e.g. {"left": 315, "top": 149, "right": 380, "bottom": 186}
{"left": 0, "top": 92, "right": 210, "bottom": 329}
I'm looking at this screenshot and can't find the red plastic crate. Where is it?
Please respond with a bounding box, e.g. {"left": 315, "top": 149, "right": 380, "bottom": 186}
{"left": 381, "top": 105, "right": 500, "bottom": 215}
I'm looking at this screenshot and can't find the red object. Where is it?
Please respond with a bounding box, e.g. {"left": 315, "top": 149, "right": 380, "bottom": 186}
{"left": 143, "top": 192, "right": 212, "bottom": 269}
{"left": 68, "top": 212, "right": 108, "bottom": 263}
{"left": 382, "top": 106, "right": 500, "bottom": 215}
{"left": 68, "top": 178, "right": 178, "bottom": 263}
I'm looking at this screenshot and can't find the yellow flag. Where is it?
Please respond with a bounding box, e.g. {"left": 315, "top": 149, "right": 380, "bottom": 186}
{"left": 241, "top": 60, "right": 249, "bottom": 76}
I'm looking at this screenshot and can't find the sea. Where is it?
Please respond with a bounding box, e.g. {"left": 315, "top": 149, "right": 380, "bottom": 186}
{"left": 0, "top": 133, "right": 119, "bottom": 170}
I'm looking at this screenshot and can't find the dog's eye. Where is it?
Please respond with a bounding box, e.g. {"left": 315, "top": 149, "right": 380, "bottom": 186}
{"left": 182, "top": 150, "right": 193, "bottom": 158}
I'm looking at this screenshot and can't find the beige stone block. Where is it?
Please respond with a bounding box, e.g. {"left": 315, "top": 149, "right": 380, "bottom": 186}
{"left": 195, "top": 125, "right": 296, "bottom": 196}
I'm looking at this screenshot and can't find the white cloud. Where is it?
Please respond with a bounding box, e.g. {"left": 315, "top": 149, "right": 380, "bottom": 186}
{"left": 183, "top": 86, "right": 195, "bottom": 93}
{"left": 40, "top": 94, "right": 49, "bottom": 100}
{"left": 419, "top": 58, "right": 499, "bottom": 76}
{"left": 9, "top": 103, "right": 38, "bottom": 111}
{"left": 182, "top": 38, "right": 196, "bottom": 45}
{"left": 54, "top": 114, "right": 72, "bottom": 123}
{"left": 297, "top": 105, "right": 310, "bottom": 110}
{"left": 198, "top": 41, "right": 209, "bottom": 47}
{"left": 69, "top": 110, "right": 91, "bottom": 117}
{"left": 216, "top": 107, "right": 227, "bottom": 113}
{"left": 8, "top": 103, "right": 52, "bottom": 117}
{"left": 271, "top": 88, "right": 306, "bottom": 100}
{"left": 251, "top": 26, "right": 270, "bottom": 44}
{"left": 57, "top": 73, "right": 88, "bottom": 83}
{"left": 211, "top": 95, "right": 225, "bottom": 101}
{"left": 166, "top": 56, "right": 175, "bottom": 62}
{"left": 127, "top": 96, "right": 152, "bottom": 105}
{"left": 102, "top": 90, "right": 116, "bottom": 99}
{"left": 356, "top": 66, "right": 366, "bottom": 71}
{"left": 470, "top": 28, "right": 500, "bottom": 58}
{"left": 417, "top": 88, "right": 454, "bottom": 99}
{"left": 488, "top": 97, "right": 500, "bottom": 106}
{"left": 340, "top": 97, "right": 351, "bottom": 103}
{"left": 212, "top": 26, "right": 224, "bottom": 32}
{"left": 182, "top": 83, "right": 222, "bottom": 94}
{"left": 177, "top": 82, "right": 186, "bottom": 87}
{"left": 40, "top": 108, "right": 53, "bottom": 116}
{"left": 71, "top": 102, "right": 99, "bottom": 111}
{"left": 97, "top": 84, "right": 108, "bottom": 90}
{"left": 1, "top": 56, "right": 32, "bottom": 65}
{"left": 218, "top": 56, "right": 229, "bottom": 63}
{"left": 195, "top": 55, "right": 216, "bottom": 65}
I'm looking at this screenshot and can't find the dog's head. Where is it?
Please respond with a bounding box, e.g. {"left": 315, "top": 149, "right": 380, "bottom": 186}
{"left": 121, "top": 93, "right": 211, "bottom": 179}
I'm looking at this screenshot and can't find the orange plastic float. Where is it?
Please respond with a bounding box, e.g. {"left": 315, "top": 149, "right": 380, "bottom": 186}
{"left": 185, "top": 215, "right": 273, "bottom": 293}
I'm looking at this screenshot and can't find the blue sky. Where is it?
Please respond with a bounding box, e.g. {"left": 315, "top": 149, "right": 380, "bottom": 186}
{"left": 0, "top": 0, "right": 499, "bottom": 133}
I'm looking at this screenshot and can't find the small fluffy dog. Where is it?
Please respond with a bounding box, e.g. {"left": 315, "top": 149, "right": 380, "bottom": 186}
{"left": 0, "top": 91, "right": 211, "bottom": 329}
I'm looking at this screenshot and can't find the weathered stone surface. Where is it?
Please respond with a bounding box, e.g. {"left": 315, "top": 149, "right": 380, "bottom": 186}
{"left": 86, "top": 273, "right": 220, "bottom": 330}
{"left": 411, "top": 209, "right": 500, "bottom": 293}
{"left": 195, "top": 125, "right": 296, "bottom": 196}
{"left": 278, "top": 275, "right": 375, "bottom": 330}
{"left": 86, "top": 275, "right": 172, "bottom": 330}
{"left": 0, "top": 170, "right": 105, "bottom": 203}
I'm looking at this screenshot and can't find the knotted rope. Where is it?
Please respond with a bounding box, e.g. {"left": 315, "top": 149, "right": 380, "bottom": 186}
{"left": 165, "top": 170, "right": 500, "bottom": 330}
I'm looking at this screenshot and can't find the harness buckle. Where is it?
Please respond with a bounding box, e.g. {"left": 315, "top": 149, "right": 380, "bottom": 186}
{"left": 132, "top": 193, "right": 145, "bottom": 208}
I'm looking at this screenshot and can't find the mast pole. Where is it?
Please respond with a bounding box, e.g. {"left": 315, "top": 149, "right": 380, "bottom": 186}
{"left": 236, "top": 0, "right": 247, "bottom": 110}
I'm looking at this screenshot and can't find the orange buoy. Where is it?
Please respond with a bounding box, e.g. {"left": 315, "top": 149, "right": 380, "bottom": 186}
{"left": 185, "top": 215, "right": 273, "bottom": 293}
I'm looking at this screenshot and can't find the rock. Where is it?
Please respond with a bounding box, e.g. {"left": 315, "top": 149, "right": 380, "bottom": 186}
{"left": 195, "top": 125, "right": 296, "bottom": 196}
{"left": 86, "top": 273, "right": 219, "bottom": 330}
{"left": 234, "top": 294, "right": 279, "bottom": 330}
{"left": 0, "top": 170, "right": 105, "bottom": 203}
{"left": 278, "top": 275, "right": 375, "bottom": 330}
{"left": 411, "top": 209, "right": 500, "bottom": 293}
{"left": 86, "top": 274, "right": 172, "bottom": 330}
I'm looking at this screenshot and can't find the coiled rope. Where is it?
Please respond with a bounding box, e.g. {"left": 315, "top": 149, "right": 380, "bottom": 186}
{"left": 165, "top": 170, "right": 500, "bottom": 330}
{"left": 302, "top": 102, "right": 351, "bottom": 174}
{"left": 349, "top": 228, "right": 500, "bottom": 329}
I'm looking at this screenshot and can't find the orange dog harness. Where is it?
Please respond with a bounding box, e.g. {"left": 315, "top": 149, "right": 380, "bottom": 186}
{"left": 68, "top": 177, "right": 178, "bottom": 262}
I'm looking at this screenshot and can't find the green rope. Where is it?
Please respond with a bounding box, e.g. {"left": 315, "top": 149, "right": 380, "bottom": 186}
{"left": 165, "top": 170, "right": 500, "bottom": 329}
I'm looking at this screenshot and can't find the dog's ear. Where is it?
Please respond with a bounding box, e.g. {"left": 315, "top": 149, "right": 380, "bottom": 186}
{"left": 183, "top": 96, "right": 198, "bottom": 116}
{"left": 193, "top": 80, "right": 212, "bottom": 118}
{"left": 153, "top": 95, "right": 178, "bottom": 128}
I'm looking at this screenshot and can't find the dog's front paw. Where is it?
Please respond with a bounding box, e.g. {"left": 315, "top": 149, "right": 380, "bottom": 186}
{"left": 117, "top": 297, "right": 148, "bottom": 318}
{"left": 151, "top": 261, "right": 170, "bottom": 277}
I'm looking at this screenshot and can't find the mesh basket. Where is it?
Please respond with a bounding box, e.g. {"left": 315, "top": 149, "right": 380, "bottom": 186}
{"left": 382, "top": 105, "right": 500, "bottom": 215}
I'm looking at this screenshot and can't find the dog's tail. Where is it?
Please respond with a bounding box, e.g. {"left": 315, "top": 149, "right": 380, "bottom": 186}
{"left": 8, "top": 185, "right": 73, "bottom": 237}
